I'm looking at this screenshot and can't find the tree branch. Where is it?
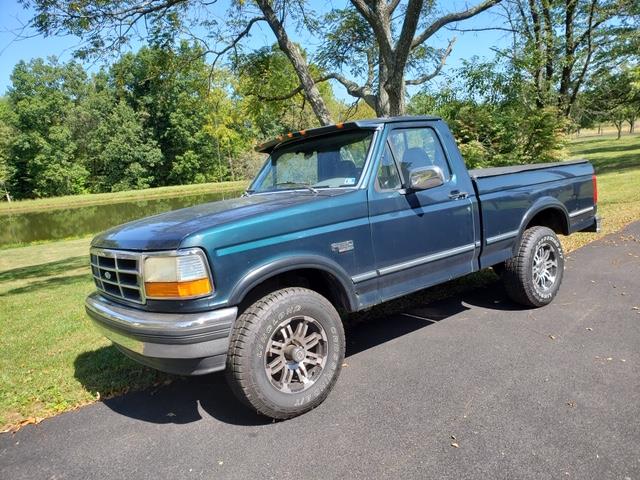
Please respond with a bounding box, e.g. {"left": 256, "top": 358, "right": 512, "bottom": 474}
{"left": 567, "top": 0, "right": 597, "bottom": 114}
{"left": 411, "top": 0, "right": 502, "bottom": 49}
{"left": 444, "top": 26, "right": 516, "bottom": 33}
{"left": 256, "top": 72, "right": 377, "bottom": 110}
{"left": 394, "top": 0, "right": 424, "bottom": 73}
{"left": 210, "top": 16, "right": 265, "bottom": 69}
{"left": 256, "top": 0, "right": 333, "bottom": 125}
{"left": 514, "top": 0, "right": 533, "bottom": 42}
{"left": 386, "top": 0, "right": 402, "bottom": 15}
{"left": 255, "top": 85, "right": 307, "bottom": 102}
{"left": 349, "top": 0, "right": 394, "bottom": 65}
{"left": 405, "top": 37, "right": 456, "bottom": 85}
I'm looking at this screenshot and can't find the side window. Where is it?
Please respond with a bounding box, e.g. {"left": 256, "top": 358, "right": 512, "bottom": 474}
{"left": 376, "top": 143, "right": 402, "bottom": 190}
{"left": 387, "top": 127, "right": 450, "bottom": 183}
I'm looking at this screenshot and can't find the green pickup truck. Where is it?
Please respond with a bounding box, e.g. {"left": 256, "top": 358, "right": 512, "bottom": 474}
{"left": 86, "top": 116, "right": 599, "bottom": 419}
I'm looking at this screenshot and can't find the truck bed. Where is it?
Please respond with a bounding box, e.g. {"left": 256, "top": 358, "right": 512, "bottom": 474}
{"left": 469, "top": 159, "right": 589, "bottom": 179}
{"left": 470, "top": 159, "right": 596, "bottom": 269}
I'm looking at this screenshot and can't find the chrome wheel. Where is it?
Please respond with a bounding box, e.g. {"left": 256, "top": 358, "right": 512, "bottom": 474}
{"left": 264, "top": 315, "right": 328, "bottom": 394}
{"left": 532, "top": 242, "right": 558, "bottom": 293}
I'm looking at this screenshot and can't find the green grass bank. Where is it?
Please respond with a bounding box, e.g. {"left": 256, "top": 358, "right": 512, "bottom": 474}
{"left": 0, "top": 180, "right": 249, "bottom": 215}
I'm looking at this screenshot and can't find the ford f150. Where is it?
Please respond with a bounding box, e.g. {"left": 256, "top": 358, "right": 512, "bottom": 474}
{"left": 85, "top": 116, "right": 600, "bottom": 419}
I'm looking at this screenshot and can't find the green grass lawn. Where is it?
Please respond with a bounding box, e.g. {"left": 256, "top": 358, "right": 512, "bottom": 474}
{"left": 0, "top": 239, "right": 169, "bottom": 430}
{"left": 0, "top": 180, "right": 249, "bottom": 215}
{"left": 562, "top": 134, "right": 640, "bottom": 251}
{"left": 1, "top": 134, "right": 639, "bottom": 431}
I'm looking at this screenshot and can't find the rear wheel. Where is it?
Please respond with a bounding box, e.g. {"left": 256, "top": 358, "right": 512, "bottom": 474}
{"left": 502, "top": 226, "right": 564, "bottom": 307}
{"left": 226, "top": 287, "right": 345, "bottom": 419}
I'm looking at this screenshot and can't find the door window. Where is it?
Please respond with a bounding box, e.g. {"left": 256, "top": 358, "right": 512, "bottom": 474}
{"left": 387, "top": 127, "right": 450, "bottom": 183}
{"left": 376, "top": 143, "right": 402, "bottom": 190}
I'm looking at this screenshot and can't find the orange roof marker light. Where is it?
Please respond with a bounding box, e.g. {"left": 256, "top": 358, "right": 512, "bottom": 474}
{"left": 336, "top": 122, "right": 344, "bottom": 129}
{"left": 299, "top": 130, "right": 306, "bottom": 135}
{"left": 287, "top": 132, "right": 294, "bottom": 138}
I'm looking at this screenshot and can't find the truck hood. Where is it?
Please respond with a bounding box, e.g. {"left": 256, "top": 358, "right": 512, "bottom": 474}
{"left": 91, "top": 191, "right": 347, "bottom": 251}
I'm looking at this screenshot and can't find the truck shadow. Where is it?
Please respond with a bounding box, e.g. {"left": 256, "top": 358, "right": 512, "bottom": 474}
{"left": 74, "top": 278, "right": 525, "bottom": 427}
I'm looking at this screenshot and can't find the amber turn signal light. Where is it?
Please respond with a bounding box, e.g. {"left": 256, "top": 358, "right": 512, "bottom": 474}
{"left": 145, "top": 278, "right": 212, "bottom": 298}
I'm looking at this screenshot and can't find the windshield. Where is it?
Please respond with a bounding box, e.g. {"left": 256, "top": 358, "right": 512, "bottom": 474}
{"left": 250, "top": 130, "right": 374, "bottom": 193}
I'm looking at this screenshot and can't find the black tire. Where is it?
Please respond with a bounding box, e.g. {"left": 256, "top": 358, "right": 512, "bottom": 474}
{"left": 502, "top": 226, "right": 565, "bottom": 307}
{"left": 226, "top": 287, "right": 345, "bottom": 419}
{"left": 492, "top": 262, "right": 505, "bottom": 276}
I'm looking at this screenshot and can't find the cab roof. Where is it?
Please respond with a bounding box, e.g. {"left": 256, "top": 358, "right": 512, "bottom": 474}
{"left": 255, "top": 115, "right": 442, "bottom": 153}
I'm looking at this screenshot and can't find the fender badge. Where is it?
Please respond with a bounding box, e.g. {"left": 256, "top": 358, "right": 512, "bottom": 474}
{"left": 331, "top": 240, "right": 354, "bottom": 253}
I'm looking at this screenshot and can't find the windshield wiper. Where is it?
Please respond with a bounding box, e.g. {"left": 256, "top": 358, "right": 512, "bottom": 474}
{"left": 275, "top": 182, "right": 318, "bottom": 194}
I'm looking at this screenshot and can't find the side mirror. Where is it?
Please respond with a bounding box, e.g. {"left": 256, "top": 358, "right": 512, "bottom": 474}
{"left": 406, "top": 166, "right": 445, "bottom": 191}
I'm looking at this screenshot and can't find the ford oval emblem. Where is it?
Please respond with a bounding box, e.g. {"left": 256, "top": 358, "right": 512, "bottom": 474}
{"left": 104, "top": 271, "right": 112, "bottom": 280}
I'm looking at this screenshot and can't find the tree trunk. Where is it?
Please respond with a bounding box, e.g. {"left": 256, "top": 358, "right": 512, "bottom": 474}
{"left": 614, "top": 121, "right": 622, "bottom": 139}
{"left": 376, "top": 58, "right": 390, "bottom": 117}
{"left": 558, "top": 0, "right": 577, "bottom": 113}
{"left": 385, "top": 76, "right": 406, "bottom": 117}
{"left": 630, "top": 117, "right": 635, "bottom": 133}
{"left": 541, "top": 0, "right": 554, "bottom": 90}
{"left": 528, "top": 0, "right": 545, "bottom": 108}
{"left": 256, "top": 0, "right": 333, "bottom": 126}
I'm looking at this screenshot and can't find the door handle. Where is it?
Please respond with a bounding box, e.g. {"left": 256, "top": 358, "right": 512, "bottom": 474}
{"left": 449, "top": 190, "right": 468, "bottom": 200}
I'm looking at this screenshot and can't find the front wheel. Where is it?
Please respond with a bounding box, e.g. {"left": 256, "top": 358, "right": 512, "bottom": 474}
{"left": 502, "top": 226, "right": 565, "bottom": 307}
{"left": 226, "top": 287, "right": 345, "bottom": 419}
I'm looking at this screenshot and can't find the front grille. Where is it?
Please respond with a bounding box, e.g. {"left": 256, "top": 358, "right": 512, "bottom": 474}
{"left": 90, "top": 248, "right": 145, "bottom": 304}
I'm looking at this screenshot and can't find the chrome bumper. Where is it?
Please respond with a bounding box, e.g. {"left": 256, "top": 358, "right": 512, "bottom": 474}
{"left": 85, "top": 292, "right": 237, "bottom": 375}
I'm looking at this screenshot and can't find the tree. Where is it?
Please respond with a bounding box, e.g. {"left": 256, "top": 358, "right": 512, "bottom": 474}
{"left": 83, "top": 99, "right": 164, "bottom": 191}
{"left": 409, "top": 58, "right": 566, "bottom": 167}
{"left": 581, "top": 65, "right": 640, "bottom": 139}
{"left": 0, "top": 98, "right": 15, "bottom": 200}
{"left": 108, "top": 42, "right": 252, "bottom": 185}
{"left": 24, "top": 0, "right": 503, "bottom": 123}
{"left": 7, "top": 58, "right": 89, "bottom": 198}
{"left": 234, "top": 44, "right": 346, "bottom": 137}
{"left": 505, "top": 0, "right": 640, "bottom": 118}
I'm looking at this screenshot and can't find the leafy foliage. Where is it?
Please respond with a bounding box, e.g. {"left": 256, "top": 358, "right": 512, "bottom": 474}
{"left": 0, "top": 99, "right": 16, "bottom": 199}
{"left": 505, "top": 0, "right": 640, "bottom": 117}
{"left": 1, "top": 44, "right": 268, "bottom": 199}
{"left": 410, "top": 59, "right": 567, "bottom": 168}
{"left": 579, "top": 64, "right": 640, "bottom": 138}
{"left": 7, "top": 58, "right": 89, "bottom": 198}
{"left": 0, "top": 35, "right": 389, "bottom": 200}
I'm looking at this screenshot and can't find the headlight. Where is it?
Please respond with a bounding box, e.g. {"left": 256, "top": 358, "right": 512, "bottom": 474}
{"left": 143, "top": 249, "right": 213, "bottom": 299}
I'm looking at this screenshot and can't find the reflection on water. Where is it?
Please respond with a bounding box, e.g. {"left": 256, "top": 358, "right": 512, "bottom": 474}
{"left": 0, "top": 190, "right": 244, "bottom": 246}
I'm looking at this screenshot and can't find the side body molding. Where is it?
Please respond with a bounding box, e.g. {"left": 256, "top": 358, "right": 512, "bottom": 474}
{"left": 227, "top": 254, "right": 359, "bottom": 311}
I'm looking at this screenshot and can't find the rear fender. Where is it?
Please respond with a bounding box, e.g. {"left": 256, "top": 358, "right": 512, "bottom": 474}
{"left": 513, "top": 198, "right": 570, "bottom": 255}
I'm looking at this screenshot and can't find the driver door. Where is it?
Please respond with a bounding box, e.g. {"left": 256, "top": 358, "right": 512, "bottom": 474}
{"left": 368, "top": 123, "right": 476, "bottom": 301}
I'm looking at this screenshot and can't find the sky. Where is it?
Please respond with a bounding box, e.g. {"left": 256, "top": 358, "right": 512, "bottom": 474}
{"left": 0, "top": 0, "right": 512, "bottom": 99}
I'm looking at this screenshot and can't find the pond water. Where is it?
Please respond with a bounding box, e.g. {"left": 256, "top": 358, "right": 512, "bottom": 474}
{"left": 0, "top": 189, "right": 244, "bottom": 247}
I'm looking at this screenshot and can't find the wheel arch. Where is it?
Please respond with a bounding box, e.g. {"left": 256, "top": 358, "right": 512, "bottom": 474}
{"left": 228, "top": 255, "right": 358, "bottom": 313}
{"left": 513, "top": 199, "right": 569, "bottom": 255}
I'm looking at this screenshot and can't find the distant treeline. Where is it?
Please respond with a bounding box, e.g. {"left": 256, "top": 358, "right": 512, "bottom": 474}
{"left": 0, "top": 43, "right": 364, "bottom": 200}
{"left": 0, "top": 41, "right": 638, "bottom": 201}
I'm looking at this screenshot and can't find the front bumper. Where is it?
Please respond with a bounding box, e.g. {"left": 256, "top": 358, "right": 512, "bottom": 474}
{"left": 85, "top": 292, "right": 237, "bottom": 375}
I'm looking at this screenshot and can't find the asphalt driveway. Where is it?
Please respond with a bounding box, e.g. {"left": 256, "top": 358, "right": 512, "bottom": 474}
{"left": 2, "top": 222, "right": 639, "bottom": 480}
